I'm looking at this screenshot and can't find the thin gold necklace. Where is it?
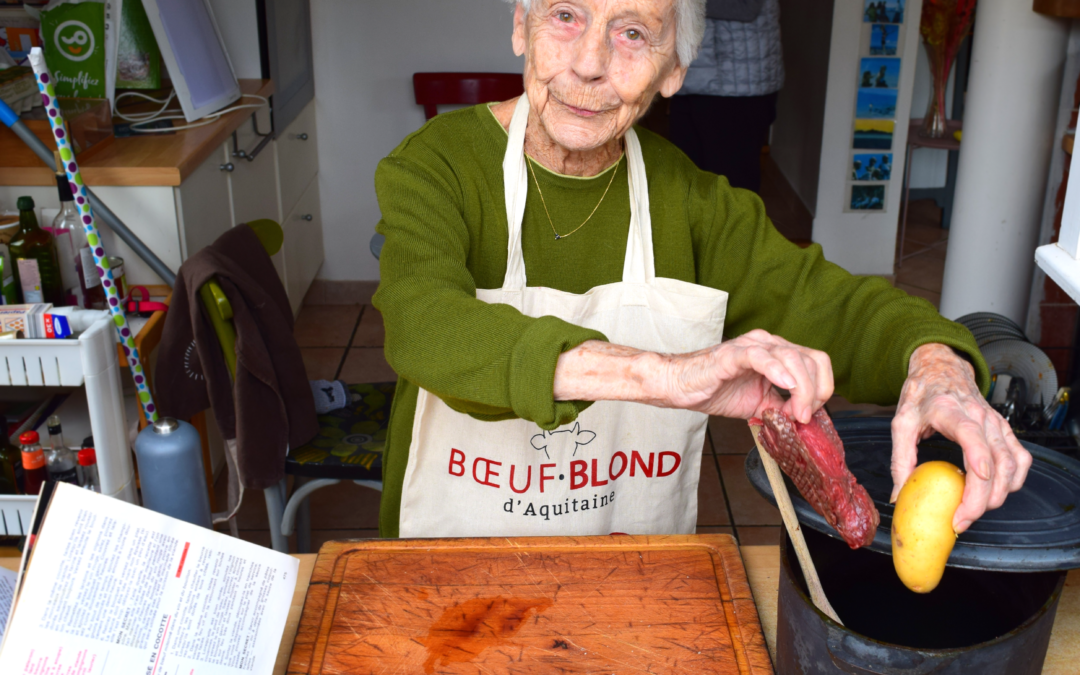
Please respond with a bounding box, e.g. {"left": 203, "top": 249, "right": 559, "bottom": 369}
{"left": 526, "top": 153, "right": 623, "bottom": 240}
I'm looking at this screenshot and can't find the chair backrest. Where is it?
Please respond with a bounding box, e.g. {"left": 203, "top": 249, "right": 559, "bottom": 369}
{"left": 413, "top": 72, "right": 524, "bottom": 120}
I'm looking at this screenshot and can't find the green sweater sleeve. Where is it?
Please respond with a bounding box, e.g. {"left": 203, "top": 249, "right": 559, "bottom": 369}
{"left": 372, "top": 148, "right": 604, "bottom": 430}
{"left": 687, "top": 174, "right": 989, "bottom": 403}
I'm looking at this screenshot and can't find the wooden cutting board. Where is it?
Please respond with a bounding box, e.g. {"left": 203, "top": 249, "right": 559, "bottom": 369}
{"left": 287, "top": 534, "right": 773, "bottom": 674}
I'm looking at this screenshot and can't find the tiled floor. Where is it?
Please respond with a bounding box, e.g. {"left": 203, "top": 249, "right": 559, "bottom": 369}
{"left": 218, "top": 198, "right": 948, "bottom": 551}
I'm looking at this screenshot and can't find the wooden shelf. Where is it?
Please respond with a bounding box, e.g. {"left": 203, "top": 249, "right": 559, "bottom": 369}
{"left": 0, "top": 79, "right": 273, "bottom": 188}
{"left": 1034, "top": 0, "right": 1080, "bottom": 18}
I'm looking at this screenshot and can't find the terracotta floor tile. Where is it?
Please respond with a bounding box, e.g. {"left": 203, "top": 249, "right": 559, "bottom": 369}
{"left": 697, "top": 456, "right": 731, "bottom": 527}
{"left": 352, "top": 306, "right": 385, "bottom": 347}
{"left": 301, "top": 347, "right": 345, "bottom": 381}
{"left": 895, "top": 252, "right": 946, "bottom": 294}
{"left": 709, "top": 416, "right": 755, "bottom": 454}
{"left": 302, "top": 480, "right": 382, "bottom": 530}
{"left": 702, "top": 427, "right": 714, "bottom": 454}
{"left": 736, "top": 526, "right": 782, "bottom": 546}
{"left": 339, "top": 347, "right": 397, "bottom": 383}
{"left": 896, "top": 282, "right": 941, "bottom": 309}
{"left": 717, "top": 454, "right": 781, "bottom": 526}
{"left": 294, "top": 305, "right": 361, "bottom": 348}
{"left": 695, "top": 526, "right": 735, "bottom": 536}
{"left": 235, "top": 528, "right": 380, "bottom": 552}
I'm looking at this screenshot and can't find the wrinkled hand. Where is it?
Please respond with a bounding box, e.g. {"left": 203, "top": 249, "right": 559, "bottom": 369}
{"left": 891, "top": 343, "right": 1032, "bottom": 533}
{"left": 661, "top": 329, "right": 834, "bottom": 422}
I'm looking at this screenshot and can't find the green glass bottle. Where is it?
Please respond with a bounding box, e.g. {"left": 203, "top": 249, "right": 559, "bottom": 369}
{"left": 11, "top": 196, "right": 64, "bottom": 306}
{"left": 0, "top": 418, "right": 21, "bottom": 494}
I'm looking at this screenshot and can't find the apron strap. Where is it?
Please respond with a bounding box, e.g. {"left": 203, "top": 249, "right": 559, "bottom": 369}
{"left": 623, "top": 128, "right": 655, "bottom": 284}
{"left": 500, "top": 94, "right": 655, "bottom": 290}
{"left": 502, "top": 95, "right": 531, "bottom": 291}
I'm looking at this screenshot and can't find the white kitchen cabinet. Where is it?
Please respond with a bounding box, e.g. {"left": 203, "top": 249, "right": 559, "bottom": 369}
{"left": 276, "top": 100, "right": 319, "bottom": 220}
{"left": 175, "top": 142, "right": 233, "bottom": 260}
{"left": 283, "top": 178, "right": 324, "bottom": 316}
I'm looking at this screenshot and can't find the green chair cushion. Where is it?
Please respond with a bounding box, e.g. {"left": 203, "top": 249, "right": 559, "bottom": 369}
{"left": 285, "top": 382, "right": 395, "bottom": 481}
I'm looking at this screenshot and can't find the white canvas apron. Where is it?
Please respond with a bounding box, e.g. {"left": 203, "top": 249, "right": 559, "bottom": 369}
{"left": 399, "top": 95, "right": 729, "bottom": 537}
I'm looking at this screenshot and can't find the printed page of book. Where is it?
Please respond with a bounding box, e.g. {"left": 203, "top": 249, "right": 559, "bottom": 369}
{"left": 0, "top": 566, "right": 16, "bottom": 639}
{"left": 0, "top": 483, "right": 299, "bottom": 675}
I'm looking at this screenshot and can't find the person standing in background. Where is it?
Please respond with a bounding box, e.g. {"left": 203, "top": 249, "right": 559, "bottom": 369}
{"left": 668, "top": 0, "right": 783, "bottom": 193}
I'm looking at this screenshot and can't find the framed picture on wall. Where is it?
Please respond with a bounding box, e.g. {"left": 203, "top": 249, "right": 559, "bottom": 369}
{"left": 858, "top": 57, "right": 900, "bottom": 89}
{"left": 870, "top": 24, "right": 899, "bottom": 55}
{"left": 852, "top": 153, "right": 893, "bottom": 181}
{"left": 863, "top": 0, "right": 904, "bottom": 24}
{"left": 853, "top": 119, "right": 895, "bottom": 150}
{"left": 855, "top": 88, "right": 898, "bottom": 118}
{"left": 850, "top": 184, "right": 887, "bottom": 211}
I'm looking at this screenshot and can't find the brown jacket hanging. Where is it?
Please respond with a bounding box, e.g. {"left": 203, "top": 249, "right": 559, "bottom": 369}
{"left": 156, "top": 223, "right": 317, "bottom": 490}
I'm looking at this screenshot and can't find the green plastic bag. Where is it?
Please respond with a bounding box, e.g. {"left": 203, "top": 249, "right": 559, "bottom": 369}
{"left": 40, "top": 0, "right": 106, "bottom": 98}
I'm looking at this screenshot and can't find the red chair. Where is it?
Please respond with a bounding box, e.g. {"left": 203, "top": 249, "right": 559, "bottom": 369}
{"left": 371, "top": 72, "right": 526, "bottom": 261}
{"left": 413, "top": 72, "right": 524, "bottom": 120}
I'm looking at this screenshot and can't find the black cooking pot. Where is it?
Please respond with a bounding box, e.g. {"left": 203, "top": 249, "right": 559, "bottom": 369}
{"left": 777, "top": 527, "right": 1068, "bottom": 674}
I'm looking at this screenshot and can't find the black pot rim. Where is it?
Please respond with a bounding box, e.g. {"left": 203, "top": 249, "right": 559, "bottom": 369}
{"left": 779, "top": 528, "right": 1068, "bottom": 655}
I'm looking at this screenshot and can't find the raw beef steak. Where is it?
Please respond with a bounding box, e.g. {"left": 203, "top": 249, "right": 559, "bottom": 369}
{"left": 750, "top": 408, "right": 880, "bottom": 548}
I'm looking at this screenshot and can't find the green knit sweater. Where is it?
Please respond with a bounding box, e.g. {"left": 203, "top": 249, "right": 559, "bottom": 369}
{"left": 373, "top": 104, "right": 987, "bottom": 538}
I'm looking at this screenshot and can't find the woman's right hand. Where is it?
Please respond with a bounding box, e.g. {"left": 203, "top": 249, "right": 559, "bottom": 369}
{"left": 554, "top": 329, "right": 834, "bottom": 422}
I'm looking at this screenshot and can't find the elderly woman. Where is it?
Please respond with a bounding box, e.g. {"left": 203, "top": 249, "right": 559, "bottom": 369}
{"left": 373, "top": 0, "right": 1029, "bottom": 538}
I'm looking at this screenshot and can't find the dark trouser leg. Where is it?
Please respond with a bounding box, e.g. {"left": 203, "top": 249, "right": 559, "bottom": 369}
{"left": 667, "top": 92, "right": 779, "bottom": 193}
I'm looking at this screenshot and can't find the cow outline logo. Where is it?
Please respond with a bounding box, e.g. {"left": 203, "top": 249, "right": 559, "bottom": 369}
{"left": 530, "top": 423, "right": 596, "bottom": 459}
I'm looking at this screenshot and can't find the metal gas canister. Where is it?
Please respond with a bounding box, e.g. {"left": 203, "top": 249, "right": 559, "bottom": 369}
{"left": 134, "top": 418, "right": 212, "bottom": 528}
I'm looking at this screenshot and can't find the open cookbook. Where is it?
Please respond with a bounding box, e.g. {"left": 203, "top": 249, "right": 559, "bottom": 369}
{"left": 0, "top": 482, "right": 299, "bottom": 674}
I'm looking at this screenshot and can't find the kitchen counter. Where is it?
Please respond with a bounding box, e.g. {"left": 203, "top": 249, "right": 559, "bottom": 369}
{"left": 3, "top": 546, "right": 1077, "bottom": 673}
{"left": 0, "top": 79, "right": 274, "bottom": 187}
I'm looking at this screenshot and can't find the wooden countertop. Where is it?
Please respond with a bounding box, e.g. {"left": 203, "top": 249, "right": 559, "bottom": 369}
{"left": 0, "top": 79, "right": 273, "bottom": 188}
{"left": 3, "top": 545, "right": 1078, "bottom": 673}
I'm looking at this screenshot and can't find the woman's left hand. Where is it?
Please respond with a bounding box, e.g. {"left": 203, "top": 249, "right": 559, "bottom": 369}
{"left": 890, "top": 343, "right": 1032, "bottom": 533}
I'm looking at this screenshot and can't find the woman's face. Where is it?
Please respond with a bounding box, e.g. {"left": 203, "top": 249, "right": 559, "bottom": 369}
{"left": 513, "top": 0, "right": 686, "bottom": 153}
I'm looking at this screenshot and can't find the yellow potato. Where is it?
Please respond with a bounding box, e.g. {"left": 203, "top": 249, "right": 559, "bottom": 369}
{"left": 891, "top": 460, "right": 965, "bottom": 593}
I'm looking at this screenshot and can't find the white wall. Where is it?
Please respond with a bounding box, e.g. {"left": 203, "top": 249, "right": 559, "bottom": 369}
{"left": 311, "top": 0, "right": 524, "bottom": 282}
{"left": 771, "top": 0, "right": 835, "bottom": 215}
{"left": 207, "top": 0, "right": 263, "bottom": 80}
{"left": 1025, "top": 21, "right": 1080, "bottom": 341}
{"left": 812, "top": 0, "right": 925, "bottom": 275}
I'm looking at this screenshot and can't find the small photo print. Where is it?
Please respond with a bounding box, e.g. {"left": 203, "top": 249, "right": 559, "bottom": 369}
{"left": 853, "top": 119, "right": 895, "bottom": 150}
{"left": 856, "top": 88, "right": 898, "bottom": 118}
{"left": 871, "top": 24, "right": 899, "bottom": 55}
{"left": 851, "top": 185, "right": 886, "bottom": 210}
{"left": 864, "top": 0, "right": 904, "bottom": 24}
{"left": 852, "top": 153, "right": 893, "bottom": 181}
{"left": 858, "top": 57, "right": 900, "bottom": 89}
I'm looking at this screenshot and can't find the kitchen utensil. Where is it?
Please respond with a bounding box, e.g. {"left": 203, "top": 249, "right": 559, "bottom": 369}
{"left": 751, "top": 425, "right": 843, "bottom": 625}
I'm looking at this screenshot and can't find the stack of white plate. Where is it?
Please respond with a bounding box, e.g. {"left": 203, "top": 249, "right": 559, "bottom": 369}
{"left": 957, "top": 313, "right": 1057, "bottom": 417}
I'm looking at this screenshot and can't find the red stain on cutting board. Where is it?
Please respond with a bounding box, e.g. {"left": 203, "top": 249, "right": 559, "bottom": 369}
{"left": 422, "top": 596, "right": 553, "bottom": 673}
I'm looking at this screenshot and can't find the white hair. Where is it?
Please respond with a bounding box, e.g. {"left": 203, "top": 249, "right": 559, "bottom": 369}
{"left": 506, "top": 0, "right": 706, "bottom": 67}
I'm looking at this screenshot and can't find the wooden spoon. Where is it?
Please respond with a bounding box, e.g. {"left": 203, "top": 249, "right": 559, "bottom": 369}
{"left": 750, "top": 425, "right": 844, "bottom": 626}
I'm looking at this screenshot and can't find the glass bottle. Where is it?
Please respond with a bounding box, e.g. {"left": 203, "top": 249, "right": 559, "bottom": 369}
{"left": 44, "top": 415, "right": 79, "bottom": 485}
{"left": 78, "top": 447, "right": 100, "bottom": 492}
{"left": 0, "top": 418, "right": 23, "bottom": 494}
{"left": 19, "top": 430, "right": 47, "bottom": 496}
{"left": 11, "top": 196, "right": 64, "bottom": 306}
{"left": 51, "top": 167, "right": 90, "bottom": 309}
